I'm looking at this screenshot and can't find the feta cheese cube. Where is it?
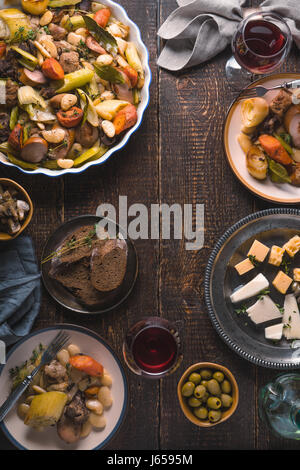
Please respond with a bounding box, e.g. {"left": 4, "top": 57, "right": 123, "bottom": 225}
{"left": 272, "top": 271, "right": 293, "bottom": 294}
{"left": 268, "top": 245, "right": 285, "bottom": 267}
{"left": 234, "top": 258, "right": 255, "bottom": 276}
{"left": 247, "top": 240, "right": 270, "bottom": 263}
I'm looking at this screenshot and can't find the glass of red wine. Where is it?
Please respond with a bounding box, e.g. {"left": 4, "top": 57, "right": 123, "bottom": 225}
{"left": 123, "top": 317, "right": 183, "bottom": 379}
{"left": 226, "top": 11, "right": 292, "bottom": 89}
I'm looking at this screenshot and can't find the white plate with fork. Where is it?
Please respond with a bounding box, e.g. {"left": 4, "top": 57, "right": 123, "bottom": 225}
{"left": 0, "top": 324, "right": 128, "bottom": 450}
{"left": 223, "top": 72, "right": 300, "bottom": 204}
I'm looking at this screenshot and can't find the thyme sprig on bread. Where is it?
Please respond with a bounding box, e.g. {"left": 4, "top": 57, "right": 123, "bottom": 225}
{"left": 42, "top": 226, "right": 97, "bottom": 264}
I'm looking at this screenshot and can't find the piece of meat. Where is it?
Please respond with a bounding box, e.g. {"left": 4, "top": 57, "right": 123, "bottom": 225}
{"left": 40, "top": 86, "right": 56, "bottom": 99}
{"left": 258, "top": 114, "right": 281, "bottom": 135}
{"left": 48, "top": 23, "right": 67, "bottom": 41}
{"left": 19, "top": 40, "right": 37, "bottom": 56}
{"left": 59, "top": 51, "right": 80, "bottom": 73}
{"left": 75, "top": 122, "right": 99, "bottom": 147}
{"left": 5, "top": 79, "right": 18, "bottom": 108}
{"left": 57, "top": 414, "right": 81, "bottom": 444}
{"left": 65, "top": 391, "right": 89, "bottom": 425}
{"left": 0, "top": 50, "right": 19, "bottom": 81}
{"left": 0, "top": 113, "right": 10, "bottom": 143}
{"left": 270, "top": 89, "right": 292, "bottom": 118}
{"left": 52, "top": 9, "right": 65, "bottom": 24}
{"left": 48, "top": 128, "right": 75, "bottom": 160}
{"left": 44, "top": 360, "right": 68, "bottom": 383}
{"left": 55, "top": 40, "right": 76, "bottom": 55}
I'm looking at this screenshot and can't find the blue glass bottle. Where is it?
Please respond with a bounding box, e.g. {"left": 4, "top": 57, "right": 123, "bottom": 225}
{"left": 259, "top": 373, "right": 300, "bottom": 439}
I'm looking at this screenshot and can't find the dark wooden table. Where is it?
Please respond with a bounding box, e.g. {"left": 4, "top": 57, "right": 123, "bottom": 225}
{"left": 1, "top": 0, "right": 300, "bottom": 450}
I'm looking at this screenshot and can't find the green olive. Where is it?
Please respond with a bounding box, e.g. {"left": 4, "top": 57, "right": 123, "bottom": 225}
{"left": 207, "top": 396, "right": 222, "bottom": 410}
{"left": 213, "top": 371, "right": 225, "bottom": 383}
{"left": 208, "top": 410, "right": 222, "bottom": 423}
{"left": 200, "top": 369, "right": 212, "bottom": 380}
{"left": 221, "top": 393, "right": 233, "bottom": 408}
{"left": 207, "top": 379, "right": 221, "bottom": 396}
{"left": 200, "top": 380, "right": 209, "bottom": 388}
{"left": 181, "top": 381, "right": 195, "bottom": 397}
{"left": 221, "top": 379, "right": 232, "bottom": 394}
{"left": 194, "top": 406, "right": 208, "bottom": 420}
{"left": 194, "top": 385, "right": 206, "bottom": 399}
{"left": 188, "top": 397, "right": 202, "bottom": 408}
{"left": 188, "top": 372, "right": 201, "bottom": 385}
{"left": 202, "top": 391, "right": 209, "bottom": 403}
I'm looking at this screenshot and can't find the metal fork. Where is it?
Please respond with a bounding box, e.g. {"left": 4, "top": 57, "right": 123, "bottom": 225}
{"left": 0, "top": 330, "right": 70, "bottom": 422}
{"left": 237, "top": 79, "right": 300, "bottom": 101}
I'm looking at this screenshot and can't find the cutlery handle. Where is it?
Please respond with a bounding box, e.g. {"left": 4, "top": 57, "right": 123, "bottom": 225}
{"left": 0, "top": 366, "right": 40, "bottom": 422}
{"left": 284, "top": 80, "right": 300, "bottom": 89}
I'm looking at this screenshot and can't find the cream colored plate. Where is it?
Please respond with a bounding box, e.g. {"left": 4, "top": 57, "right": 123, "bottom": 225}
{"left": 224, "top": 73, "right": 300, "bottom": 204}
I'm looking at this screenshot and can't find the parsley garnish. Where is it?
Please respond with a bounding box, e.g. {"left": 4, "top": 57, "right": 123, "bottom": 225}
{"left": 248, "top": 254, "right": 259, "bottom": 267}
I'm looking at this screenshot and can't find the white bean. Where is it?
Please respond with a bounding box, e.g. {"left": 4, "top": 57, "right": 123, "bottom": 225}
{"left": 81, "top": 421, "right": 92, "bottom": 438}
{"left": 61, "top": 94, "right": 77, "bottom": 111}
{"left": 18, "top": 403, "right": 30, "bottom": 420}
{"left": 56, "top": 349, "right": 70, "bottom": 366}
{"left": 85, "top": 399, "right": 103, "bottom": 415}
{"left": 57, "top": 158, "right": 74, "bottom": 169}
{"left": 39, "top": 10, "right": 53, "bottom": 26}
{"left": 32, "top": 385, "right": 46, "bottom": 394}
{"left": 42, "top": 128, "right": 65, "bottom": 144}
{"left": 101, "top": 120, "right": 115, "bottom": 138}
{"left": 89, "top": 412, "right": 106, "bottom": 429}
{"left": 98, "top": 386, "right": 113, "bottom": 408}
{"left": 96, "top": 54, "right": 113, "bottom": 66}
{"left": 67, "top": 32, "right": 82, "bottom": 46}
{"left": 101, "top": 373, "right": 112, "bottom": 387}
{"left": 100, "top": 90, "right": 115, "bottom": 101}
{"left": 67, "top": 343, "right": 81, "bottom": 356}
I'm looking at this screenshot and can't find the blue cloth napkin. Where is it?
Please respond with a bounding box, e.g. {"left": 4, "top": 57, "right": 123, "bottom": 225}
{"left": 0, "top": 236, "right": 41, "bottom": 346}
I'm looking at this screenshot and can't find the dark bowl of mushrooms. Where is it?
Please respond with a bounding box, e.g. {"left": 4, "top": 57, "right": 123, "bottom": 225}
{"left": 0, "top": 178, "right": 33, "bottom": 241}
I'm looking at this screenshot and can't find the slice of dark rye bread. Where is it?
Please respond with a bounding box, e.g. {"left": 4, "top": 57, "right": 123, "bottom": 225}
{"left": 90, "top": 238, "right": 128, "bottom": 292}
{"left": 52, "top": 259, "right": 103, "bottom": 306}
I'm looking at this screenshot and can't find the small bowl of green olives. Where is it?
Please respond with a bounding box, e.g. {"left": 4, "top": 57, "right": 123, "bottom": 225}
{"left": 177, "top": 362, "right": 239, "bottom": 427}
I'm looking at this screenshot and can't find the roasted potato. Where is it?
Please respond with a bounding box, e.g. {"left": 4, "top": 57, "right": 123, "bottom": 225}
{"left": 246, "top": 145, "right": 268, "bottom": 180}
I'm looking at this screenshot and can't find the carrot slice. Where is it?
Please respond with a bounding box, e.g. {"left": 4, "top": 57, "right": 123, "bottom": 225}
{"left": 42, "top": 58, "right": 64, "bottom": 80}
{"left": 258, "top": 134, "right": 293, "bottom": 166}
{"left": 123, "top": 66, "right": 138, "bottom": 88}
{"left": 69, "top": 355, "right": 104, "bottom": 377}
{"left": 94, "top": 8, "right": 111, "bottom": 28}
{"left": 113, "top": 104, "right": 137, "bottom": 135}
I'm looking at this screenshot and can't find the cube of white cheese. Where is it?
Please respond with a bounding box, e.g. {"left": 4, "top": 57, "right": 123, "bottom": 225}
{"left": 230, "top": 273, "right": 269, "bottom": 304}
{"left": 283, "top": 294, "right": 300, "bottom": 340}
{"left": 247, "top": 295, "right": 282, "bottom": 324}
{"left": 265, "top": 323, "right": 283, "bottom": 340}
{"left": 247, "top": 240, "right": 270, "bottom": 263}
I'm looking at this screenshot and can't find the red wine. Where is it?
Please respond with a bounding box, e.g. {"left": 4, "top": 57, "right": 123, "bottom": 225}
{"left": 132, "top": 326, "right": 178, "bottom": 374}
{"left": 234, "top": 19, "right": 286, "bottom": 73}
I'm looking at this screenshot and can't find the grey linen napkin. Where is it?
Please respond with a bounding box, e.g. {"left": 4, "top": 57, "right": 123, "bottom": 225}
{"left": 0, "top": 235, "right": 41, "bottom": 346}
{"left": 157, "top": 0, "right": 300, "bottom": 71}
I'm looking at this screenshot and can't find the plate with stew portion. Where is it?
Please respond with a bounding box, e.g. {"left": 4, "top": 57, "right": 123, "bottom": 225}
{"left": 223, "top": 72, "right": 300, "bottom": 204}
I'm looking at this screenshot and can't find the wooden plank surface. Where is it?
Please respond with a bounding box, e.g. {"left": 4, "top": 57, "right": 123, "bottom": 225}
{"left": 1, "top": 0, "right": 300, "bottom": 450}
